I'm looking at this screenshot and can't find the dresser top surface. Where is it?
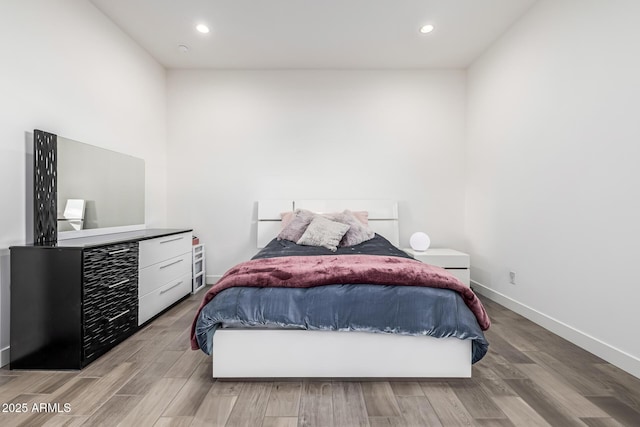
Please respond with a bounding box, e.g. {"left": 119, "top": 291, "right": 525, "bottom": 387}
{"left": 11, "top": 228, "right": 192, "bottom": 249}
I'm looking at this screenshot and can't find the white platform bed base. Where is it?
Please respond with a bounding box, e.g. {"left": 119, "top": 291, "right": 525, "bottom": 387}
{"left": 212, "top": 330, "right": 472, "bottom": 378}
{"left": 210, "top": 200, "right": 474, "bottom": 378}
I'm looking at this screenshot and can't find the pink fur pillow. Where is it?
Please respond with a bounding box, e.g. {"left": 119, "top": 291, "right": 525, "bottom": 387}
{"left": 277, "top": 209, "right": 315, "bottom": 242}
{"left": 348, "top": 210, "right": 369, "bottom": 226}
{"left": 280, "top": 211, "right": 295, "bottom": 229}
{"left": 324, "top": 210, "right": 375, "bottom": 247}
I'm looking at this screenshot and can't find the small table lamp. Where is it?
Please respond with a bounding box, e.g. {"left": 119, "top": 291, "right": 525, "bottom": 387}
{"left": 409, "top": 232, "right": 431, "bottom": 252}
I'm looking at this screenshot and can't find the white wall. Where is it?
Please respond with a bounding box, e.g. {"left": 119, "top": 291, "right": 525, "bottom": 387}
{"left": 466, "top": 0, "right": 640, "bottom": 376}
{"left": 0, "top": 0, "right": 168, "bottom": 366}
{"left": 167, "top": 70, "right": 467, "bottom": 278}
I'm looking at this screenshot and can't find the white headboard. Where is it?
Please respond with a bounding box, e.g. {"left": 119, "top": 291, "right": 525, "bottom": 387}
{"left": 257, "top": 200, "right": 399, "bottom": 248}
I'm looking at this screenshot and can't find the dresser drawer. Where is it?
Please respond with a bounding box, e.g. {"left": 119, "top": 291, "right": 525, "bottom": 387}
{"left": 83, "top": 243, "right": 138, "bottom": 299}
{"left": 83, "top": 244, "right": 138, "bottom": 289}
{"left": 139, "top": 251, "right": 191, "bottom": 297}
{"left": 83, "top": 300, "right": 137, "bottom": 363}
{"left": 83, "top": 278, "right": 137, "bottom": 325}
{"left": 138, "top": 272, "right": 191, "bottom": 325}
{"left": 139, "top": 232, "right": 192, "bottom": 269}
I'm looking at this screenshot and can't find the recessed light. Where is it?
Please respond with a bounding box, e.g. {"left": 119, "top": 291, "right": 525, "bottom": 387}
{"left": 420, "top": 24, "right": 435, "bottom": 34}
{"left": 196, "top": 24, "right": 210, "bottom": 34}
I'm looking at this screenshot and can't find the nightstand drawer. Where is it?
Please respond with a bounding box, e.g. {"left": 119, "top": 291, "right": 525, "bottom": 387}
{"left": 404, "top": 247, "right": 470, "bottom": 287}
{"left": 404, "top": 248, "right": 469, "bottom": 268}
{"left": 447, "top": 269, "right": 470, "bottom": 287}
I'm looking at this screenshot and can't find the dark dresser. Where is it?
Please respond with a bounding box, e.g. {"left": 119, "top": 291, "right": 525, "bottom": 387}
{"left": 10, "top": 228, "right": 192, "bottom": 370}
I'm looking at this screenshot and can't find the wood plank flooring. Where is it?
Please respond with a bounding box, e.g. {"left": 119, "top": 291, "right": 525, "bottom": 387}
{"left": 1, "top": 292, "right": 639, "bottom": 426}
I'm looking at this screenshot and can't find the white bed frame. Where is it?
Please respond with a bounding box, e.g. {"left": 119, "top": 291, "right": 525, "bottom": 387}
{"left": 211, "top": 200, "right": 472, "bottom": 378}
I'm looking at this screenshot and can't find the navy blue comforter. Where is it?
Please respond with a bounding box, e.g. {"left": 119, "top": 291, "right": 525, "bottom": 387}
{"left": 195, "top": 235, "right": 489, "bottom": 363}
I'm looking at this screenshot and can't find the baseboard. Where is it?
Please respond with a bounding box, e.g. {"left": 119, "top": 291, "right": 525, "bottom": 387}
{"left": 1, "top": 346, "right": 9, "bottom": 368}
{"left": 472, "top": 281, "right": 640, "bottom": 379}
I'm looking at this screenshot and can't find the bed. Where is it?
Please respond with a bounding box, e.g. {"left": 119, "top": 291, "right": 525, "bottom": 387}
{"left": 191, "top": 200, "right": 489, "bottom": 378}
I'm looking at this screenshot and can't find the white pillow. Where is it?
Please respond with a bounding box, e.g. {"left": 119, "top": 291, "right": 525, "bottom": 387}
{"left": 296, "top": 216, "right": 350, "bottom": 252}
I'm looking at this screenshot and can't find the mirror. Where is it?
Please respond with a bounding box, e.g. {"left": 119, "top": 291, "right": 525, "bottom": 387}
{"left": 56, "top": 136, "right": 145, "bottom": 236}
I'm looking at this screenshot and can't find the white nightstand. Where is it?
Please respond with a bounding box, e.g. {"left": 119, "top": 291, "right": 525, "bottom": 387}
{"left": 404, "top": 248, "right": 470, "bottom": 287}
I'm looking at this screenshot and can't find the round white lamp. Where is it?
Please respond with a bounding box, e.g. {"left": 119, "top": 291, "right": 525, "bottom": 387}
{"left": 409, "top": 232, "right": 431, "bottom": 252}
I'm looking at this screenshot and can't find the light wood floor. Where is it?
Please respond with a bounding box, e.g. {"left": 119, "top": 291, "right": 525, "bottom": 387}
{"left": 1, "top": 292, "right": 640, "bottom": 426}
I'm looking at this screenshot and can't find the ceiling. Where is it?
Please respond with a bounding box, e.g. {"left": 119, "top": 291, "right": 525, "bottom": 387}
{"left": 89, "top": 0, "right": 537, "bottom": 69}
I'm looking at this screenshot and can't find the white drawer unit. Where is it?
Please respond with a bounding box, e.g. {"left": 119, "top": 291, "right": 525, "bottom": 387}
{"left": 192, "top": 244, "right": 206, "bottom": 294}
{"left": 403, "top": 248, "right": 471, "bottom": 287}
{"left": 139, "top": 272, "right": 192, "bottom": 325}
{"left": 138, "top": 231, "right": 193, "bottom": 325}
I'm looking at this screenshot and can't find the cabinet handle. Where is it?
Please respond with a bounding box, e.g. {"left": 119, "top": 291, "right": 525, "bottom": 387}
{"left": 107, "top": 309, "right": 130, "bottom": 322}
{"left": 160, "top": 236, "right": 183, "bottom": 244}
{"left": 108, "top": 248, "right": 130, "bottom": 256}
{"left": 160, "top": 280, "right": 183, "bottom": 295}
{"left": 160, "top": 259, "right": 183, "bottom": 269}
{"left": 108, "top": 279, "right": 130, "bottom": 289}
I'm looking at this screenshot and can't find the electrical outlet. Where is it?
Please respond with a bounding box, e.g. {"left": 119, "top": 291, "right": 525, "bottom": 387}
{"left": 509, "top": 271, "right": 516, "bottom": 285}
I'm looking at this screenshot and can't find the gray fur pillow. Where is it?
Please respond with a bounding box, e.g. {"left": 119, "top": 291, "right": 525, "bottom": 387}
{"left": 296, "top": 216, "right": 350, "bottom": 252}
{"left": 277, "top": 209, "right": 316, "bottom": 242}
{"left": 324, "top": 210, "right": 375, "bottom": 247}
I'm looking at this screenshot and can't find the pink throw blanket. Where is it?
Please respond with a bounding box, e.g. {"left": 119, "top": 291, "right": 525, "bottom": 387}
{"left": 190, "top": 255, "right": 490, "bottom": 349}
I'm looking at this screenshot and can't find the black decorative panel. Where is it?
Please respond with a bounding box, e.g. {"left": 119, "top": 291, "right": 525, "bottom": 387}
{"left": 33, "top": 130, "right": 57, "bottom": 245}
